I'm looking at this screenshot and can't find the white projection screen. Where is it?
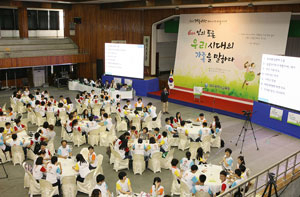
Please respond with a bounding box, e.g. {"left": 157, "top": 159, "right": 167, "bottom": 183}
{"left": 105, "top": 43, "right": 144, "bottom": 79}
{"left": 258, "top": 54, "right": 300, "bottom": 111}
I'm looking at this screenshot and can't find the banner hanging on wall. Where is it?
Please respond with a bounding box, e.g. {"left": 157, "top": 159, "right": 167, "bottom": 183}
{"left": 174, "top": 12, "right": 291, "bottom": 100}
{"left": 269, "top": 107, "right": 283, "bottom": 121}
{"left": 287, "top": 112, "right": 300, "bottom": 127}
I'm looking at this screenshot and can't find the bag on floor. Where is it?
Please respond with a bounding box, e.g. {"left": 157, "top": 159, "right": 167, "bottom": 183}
{"left": 221, "top": 139, "right": 225, "bottom": 148}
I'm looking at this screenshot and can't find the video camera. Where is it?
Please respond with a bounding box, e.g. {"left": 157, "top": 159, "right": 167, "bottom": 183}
{"left": 242, "top": 110, "right": 252, "bottom": 116}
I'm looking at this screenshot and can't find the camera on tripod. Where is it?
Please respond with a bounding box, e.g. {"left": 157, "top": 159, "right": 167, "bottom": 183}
{"left": 242, "top": 110, "right": 252, "bottom": 116}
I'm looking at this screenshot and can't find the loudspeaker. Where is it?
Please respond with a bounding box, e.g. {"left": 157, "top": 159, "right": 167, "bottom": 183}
{"left": 96, "top": 59, "right": 104, "bottom": 79}
{"left": 73, "top": 17, "right": 81, "bottom": 24}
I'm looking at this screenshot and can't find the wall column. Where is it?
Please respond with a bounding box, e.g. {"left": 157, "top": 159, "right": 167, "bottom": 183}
{"left": 18, "top": 7, "right": 28, "bottom": 38}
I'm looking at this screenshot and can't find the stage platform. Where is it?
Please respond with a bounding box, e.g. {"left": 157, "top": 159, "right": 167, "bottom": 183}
{"left": 148, "top": 87, "right": 253, "bottom": 119}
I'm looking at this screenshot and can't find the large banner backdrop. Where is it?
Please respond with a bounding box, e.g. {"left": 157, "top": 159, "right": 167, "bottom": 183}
{"left": 174, "top": 12, "right": 291, "bottom": 100}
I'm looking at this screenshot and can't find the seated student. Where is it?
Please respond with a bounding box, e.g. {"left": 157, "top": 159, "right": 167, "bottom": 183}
{"left": 7, "top": 107, "right": 16, "bottom": 121}
{"left": 48, "top": 96, "right": 57, "bottom": 106}
{"left": 33, "top": 156, "right": 47, "bottom": 181}
{"left": 146, "top": 137, "right": 160, "bottom": 159}
{"left": 46, "top": 102, "right": 55, "bottom": 113}
{"left": 129, "top": 126, "right": 138, "bottom": 140}
{"left": 35, "top": 91, "right": 42, "bottom": 101}
{"left": 116, "top": 103, "right": 121, "bottom": 113}
{"left": 23, "top": 87, "right": 30, "bottom": 96}
{"left": 114, "top": 132, "right": 130, "bottom": 151}
{"left": 59, "top": 95, "right": 67, "bottom": 105}
{"left": 165, "top": 118, "right": 178, "bottom": 137}
{"left": 132, "top": 138, "right": 146, "bottom": 156}
{"left": 239, "top": 164, "right": 248, "bottom": 180}
{"left": 147, "top": 102, "right": 157, "bottom": 121}
{"left": 217, "top": 170, "right": 229, "bottom": 195}
{"left": 134, "top": 97, "right": 144, "bottom": 111}
{"left": 192, "top": 174, "right": 213, "bottom": 196}
{"left": 57, "top": 140, "right": 72, "bottom": 159}
{"left": 30, "top": 132, "right": 42, "bottom": 154}
{"left": 0, "top": 111, "right": 6, "bottom": 122}
{"left": 153, "top": 127, "right": 162, "bottom": 143}
{"left": 212, "top": 121, "right": 222, "bottom": 138}
{"left": 73, "top": 154, "right": 91, "bottom": 182}
{"left": 159, "top": 131, "right": 168, "bottom": 153}
{"left": 177, "top": 121, "right": 189, "bottom": 136}
{"left": 38, "top": 142, "right": 52, "bottom": 160}
{"left": 236, "top": 156, "right": 246, "bottom": 170}
{"left": 170, "top": 159, "right": 182, "bottom": 184}
{"left": 139, "top": 127, "right": 150, "bottom": 140}
{"left": 141, "top": 107, "right": 149, "bottom": 121}
{"left": 196, "top": 147, "right": 207, "bottom": 165}
{"left": 101, "top": 113, "right": 112, "bottom": 131}
{"left": 222, "top": 148, "right": 233, "bottom": 171}
{"left": 196, "top": 113, "right": 207, "bottom": 126}
{"left": 6, "top": 133, "right": 29, "bottom": 157}
{"left": 72, "top": 119, "right": 88, "bottom": 143}
{"left": 4, "top": 122, "right": 14, "bottom": 135}
{"left": 120, "top": 84, "right": 128, "bottom": 91}
{"left": 44, "top": 124, "right": 56, "bottom": 142}
{"left": 210, "top": 115, "right": 220, "bottom": 130}
{"left": 182, "top": 165, "right": 200, "bottom": 192}
{"left": 174, "top": 112, "right": 183, "bottom": 126}
{"left": 116, "top": 171, "right": 133, "bottom": 196}
{"left": 196, "top": 122, "right": 211, "bottom": 142}
{"left": 95, "top": 174, "right": 111, "bottom": 197}
{"left": 81, "top": 109, "right": 91, "bottom": 120}
{"left": 29, "top": 96, "right": 36, "bottom": 109}
{"left": 118, "top": 139, "right": 131, "bottom": 160}
{"left": 65, "top": 114, "right": 74, "bottom": 134}
{"left": 169, "top": 117, "right": 177, "bottom": 129}
{"left": 150, "top": 177, "right": 165, "bottom": 197}
{"left": 0, "top": 127, "right": 11, "bottom": 154}
{"left": 230, "top": 169, "right": 243, "bottom": 189}
{"left": 180, "top": 151, "right": 194, "bottom": 172}
{"left": 13, "top": 119, "right": 27, "bottom": 133}
{"left": 39, "top": 101, "right": 47, "bottom": 117}
{"left": 46, "top": 156, "right": 62, "bottom": 193}
{"left": 55, "top": 102, "right": 66, "bottom": 117}
{"left": 88, "top": 146, "right": 98, "bottom": 170}
{"left": 126, "top": 100, "right": 132, "bottom": 111}
{"left": 40, "top": 122, "right": 49, "bottom": 136}
{"left": 65, "top": 97, "right": 73, "bottom": 114}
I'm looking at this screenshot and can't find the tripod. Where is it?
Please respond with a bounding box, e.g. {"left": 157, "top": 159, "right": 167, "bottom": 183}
{"left": 0, "top": 158, "right": 8, "bottom": 179}
{"left": 235, "top": 111, "right": 259, "bottom": 154}
{"left": 262, "top": 173, "right": 279, "bottom": 197}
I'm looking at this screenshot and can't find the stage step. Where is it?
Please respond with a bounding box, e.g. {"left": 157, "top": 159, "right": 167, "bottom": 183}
{"left": 0, "top": 43, "right": 77, "bottom": 52}
{"left": 0, "top": 49, "right": 78, "bottom": 58}
{"left": 0, "top": 38, "right": 72, "bottom": 46}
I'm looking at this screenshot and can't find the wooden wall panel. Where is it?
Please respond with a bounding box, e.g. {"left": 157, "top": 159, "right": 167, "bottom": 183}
{"left": 64, "top": 4, "right": 300, "bottom": 78}
{"left": 0, "top": 54, "right": 89, "bottom": 68}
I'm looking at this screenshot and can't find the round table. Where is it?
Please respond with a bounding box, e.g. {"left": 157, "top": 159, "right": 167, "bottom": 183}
{"left": 195, "top": 164, "right": 222, "bottom": 194}
{"left": 58, "top": 157, "right": 78, "bottom": 177}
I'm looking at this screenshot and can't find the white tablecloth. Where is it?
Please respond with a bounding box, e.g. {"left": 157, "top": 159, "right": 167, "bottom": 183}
{"left": 68, "top": 81, "right": 133, "bottom": 99}
{"left": 185, "top": 123, "right": 202, "bottom": 141}
{"left": 6, "top": 131, "right": 32, "bottom": 145}
{"left": 195, "top": 164, "right": 222, "bottom": 194}
{"left": 58, "top": 158, "right": 78, "bottom": 177}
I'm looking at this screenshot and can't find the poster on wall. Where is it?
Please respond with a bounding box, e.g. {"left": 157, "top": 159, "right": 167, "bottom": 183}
{"left": 269, "top": 107, "right": 283, "bottom": 121}
{"left": 174, "top": 12, "right": 291, "bottom": 100}
{"left": 144, "top": 36, "right": 150, "bottom": 67}
{"left": 287, "top": 112, "right": 300, "bottom": 127}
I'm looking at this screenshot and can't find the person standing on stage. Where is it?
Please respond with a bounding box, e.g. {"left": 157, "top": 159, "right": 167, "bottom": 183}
{"left": 161, "top": 87, "right": 169, "bottom": 114}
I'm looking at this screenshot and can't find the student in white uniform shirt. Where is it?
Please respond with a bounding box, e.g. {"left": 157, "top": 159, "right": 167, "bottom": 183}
{"left": 4, "top": 122, "right": 14, "bottom": 135}
{"left": 44, "top": 124, "right": 56, "bottom": 142}
{"left": 73, "top": 154, "right": 91, "bottom": 183}
{"left": 180, "top": 151, "right": 194, "bottom": 172}
{"left": 192, "top": 174, "right": 213, "bottom": 196}
{"left": 0, "top": 111, "right": 6, "bottom": 122}
{"left": 146, "top": 137, "right": 159, "bottom": 159}
{"left": 159, "top": 131, "right": 168, "bottom": 153}
{"left": 95, "top": 174, "right": 111, "bottom": 197}
{"left": 132, "top": 138, "right": 146, "bottom": 156}
{"left": 116, "top": 171, "right": 133, "bottom": 195}
{"left": 126, "top": 100, "right": 132, "bottom": 111}
{"left": 57, "top": 140, "right": 72, "bottom": 159}
{"left": 150, "top": 177, "right": 165, "bottom": 197}
{"left": 32, "top": 156, "right": 47, "bottom": 181}
{"left": 196, "top": 122, "right": 212, "bottom": 142}
{"left": 221, "top": 148, "right": 234, "bottom": 171}
{"left": 101, "top": 113, "right": 112, "bottom": 131}
{"left": 88, "top": 146, "right": 98, "bottom": 170}
{"left": 147, "top": 102, "right": 157, "bottom": 121}
{"left": 134, "top": 97, "right": 144, "bottom": 110}
{"left": 218, "top": 170, "right": 229, "bottom": 195}
{"left": 7, "top": 133, "right": 29, "bottom": 158}
{"left": 0, "top": 127, "right": 11, "bottom": 153}
{"left": 230, "top": 169, "right": 243, "bottom": 188}
{"left": 46, "top": 156, "right": 62, "bottom": 194}
{"left": 182, "top": 165, "right": 200, "bottom": 192}
{"left": 46, "top": 102, "right": 55, "bottom": 113}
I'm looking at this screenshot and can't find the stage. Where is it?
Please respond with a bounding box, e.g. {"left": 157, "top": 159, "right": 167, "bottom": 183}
{"left": 148, "top": 87, "right": 253, "bottom": 119}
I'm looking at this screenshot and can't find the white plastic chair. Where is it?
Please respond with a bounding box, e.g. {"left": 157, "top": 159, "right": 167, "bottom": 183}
{"left": 80, "top": 148, "right": 89, "bottom": 161}
{"left": 201, "top": 135, "right": 212, "bottom": 153}
{"left": 28, "top": 111, "right": 37, "bottom": 125}
{"left": 170, "top": 174, "right": 181, "bottom": 196}
{"left": 77, "top": 169, "right": 96, "bottom": 195}
{"left": 116, "top": 113, "right": 127, "bottom": 132}
{"left": 59, "top": 110, "right": 68, "bottom": 125}
{"left": 142, "top": 116, "right": 152, "bottom": 131}
{"left": 92, "top": 104, "right": 101, "bottom": 116}
{"left": 17, "top": 100, "right": 26, "bottom": 114}
{"left": 178, "top": 133, "right": 190, "bottom": 151}
{"left": 0, "top": 150, "right": 11, "bottom": 163}
{"left": 132, "top": 116, "right": 141, "bottom": 131}
{"left": 27, "top": 149, "right": 38, "bottom": 161}
{"left": 0, "top": 121, "right": 5, "bottom": 128}
{"left": 160, "top": 148, "right": 174, "bottom": 170}
{"left": 75, "top": 102, "right": 83, "bottom": 115}
{"left": 46, "top": 112, "right": 56, "bottom": 126}
{"left": 100, "top": 127, "right": 117, "bottom": 147}
{"left": 151, "top": 111, "right": 162, "bottom": 129}
{"left": 111, "top": 149, "right": 129, "bottom": 172}
{"left": 211, "top": 129, "right": 222, "bottom": 148}
{"left": 22, "top": 162, "right": 30, "bottom": 188}
{"left": 133, "top": 154, "right": 145, "bottom": 175}
{"left": 94, "top": 154, "right": 104, "bottom": 175}
{"left": 180, "top": 180, "right": 192, "bottom": 197}
{"left": 104, "top": 104, "right": 111, "bottom": 114}
{"left": 40, "top": 179, "right": 59, "bottom": 197}
{"left": 11, "top": 146, "right": 25, "bottom": 165}
{"left": 62, "top": 175, "right": 77, "bottom": 197}
{"left": 26, "top": 170, "right": 41, "bottom": 197}
{"left": 47, "top": 138, "right": 55, "bottom": 156}
{"left": 72, "top": 127, "right": 86, "bottom": 147}
{"left": 2, "top": 103, "right": 6, "bottom": 111}
{"left": 61, "top": 127, "right": 73, "bottom": 142}
{"left": 88, "top": 128, "right": 100, "bottom": 146}
{"left": 109, "top": 144, "right": 116, "bottom": 164}
{"left": 148, "top": 152, "right": 162, "bottom": 173}
{"left": 195, "top": 191, "right": 210, "bottom": 197}
{"left": 35, "top": 112, "right": 46, "bottom": 127}
{"left": 99, "top": 126, "right": 109, "bottom": 147}
{"left": 168, "top": 131, "right": 179, "bottom": 147}
{"left": 189, "top": 142, "right": 201, "bottom": 160}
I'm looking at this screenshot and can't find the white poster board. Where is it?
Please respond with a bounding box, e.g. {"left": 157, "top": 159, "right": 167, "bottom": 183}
{"left": 114, "top": 77, "right": 122, "bottom": 84}
{"left": 269, "top": 107, "right": 283, "bottom": 121}
{"left": 287, "top": 112, "right": 300, "bottom": 127}
{"left": 194, "top": 86, "right": 203, "bottom": 96}
{"left": 124, "top": 79, "right": 133, "bottom": 86}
